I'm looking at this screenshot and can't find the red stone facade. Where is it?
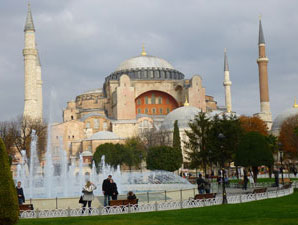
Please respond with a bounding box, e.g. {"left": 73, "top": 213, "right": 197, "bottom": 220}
{"left": 135, "top": 90, "right": 179, "bottom": 115}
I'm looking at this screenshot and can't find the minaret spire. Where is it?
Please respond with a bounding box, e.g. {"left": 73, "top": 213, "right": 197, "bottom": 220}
{"left": 255, "top": 17, "right": 272, "bottom": 129}
{"left": 258, "top": 16, "right": 265, "bottom": 45}
{"left": 24, "top": 2, "right": 35, "bottom": 32}
{"left": 223, "top": 48, "right": 232, "bottom": 113}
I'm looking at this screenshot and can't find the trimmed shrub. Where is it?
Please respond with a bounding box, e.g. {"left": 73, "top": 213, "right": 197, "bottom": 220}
{"left": 0, "top": 138, "right": 19, "bottom": 225}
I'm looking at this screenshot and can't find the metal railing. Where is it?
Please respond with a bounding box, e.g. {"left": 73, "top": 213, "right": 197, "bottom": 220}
{"left": 20, "top": 186, "right": 294, "bottom": 219}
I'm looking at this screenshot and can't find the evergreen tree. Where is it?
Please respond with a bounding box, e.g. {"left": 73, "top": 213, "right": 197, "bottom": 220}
{"left": 184, "top": 111, "right": 211, "bottom": 173}
{"left": 124, "top": 137, "right": 146, "bottom": 170}
{"left": 146, "top": 146, "right": 181, "bottom": 172}
{"left": 235, "top": 132, "right": 274, "bottom": 182}
{"left": 173, "top": 120, "right": 183, "bottom": 167}
{"left": 0, "top": 138, "right": 19, "bottom": 225}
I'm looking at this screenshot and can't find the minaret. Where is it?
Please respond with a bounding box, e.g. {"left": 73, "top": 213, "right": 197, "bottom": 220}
{"left": 255, "top": 17, "right": 272, "bottom": 128}
{"left": 23, "top": 3, "right": 42, "bottom": 121}
{"left": 223, "top": 48, "right": 232, "bottom": 113}
{"left": 36, "top": 50, "right": 43, "bottom": 119}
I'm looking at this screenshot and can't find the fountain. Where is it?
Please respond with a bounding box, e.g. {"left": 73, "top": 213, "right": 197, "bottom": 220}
{"left": 14, "top": 130, "right": 194, "bottom": 199}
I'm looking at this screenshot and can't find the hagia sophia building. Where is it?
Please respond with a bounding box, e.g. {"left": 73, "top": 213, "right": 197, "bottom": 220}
{"left": 22, "top": 4, "right": 297, "bottom": 167}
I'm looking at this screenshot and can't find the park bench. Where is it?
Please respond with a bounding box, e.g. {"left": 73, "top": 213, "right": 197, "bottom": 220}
{"left": 19, "top": 204, "right": 34, "bottom": 212}
{"left": 279, "top": 178, "right": 292, "bottom": 184}
{"left": 109, "top": 199, "right": 138, "bottom": 207}
{"left": 252, "top": 188, "right": 267, "bottom": 194}
{"left": 194, "top": 193, "right": 216, "bottom": 200}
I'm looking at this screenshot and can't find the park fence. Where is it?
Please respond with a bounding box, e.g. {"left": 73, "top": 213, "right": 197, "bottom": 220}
{"left": 20, "top": 186, "right": 294, "bottom": 219}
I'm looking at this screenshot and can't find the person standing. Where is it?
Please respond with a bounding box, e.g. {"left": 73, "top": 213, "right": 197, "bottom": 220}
{"left": 16, "top": 181, "right": 25, "bottom": 205}
{"left": 82, "top": 181, "right": 97, "bottom": 214}
{"left": 196, "top": 174, "right": 205, "bottom": 194}
{"left": 102, "top": 175, "right": 112, "bottom": 206}
{"left": 243, "top": 171, "right": 248, "bottom": 190}
{"left": 108, "top": 179, "right": 118, "bottom": 200}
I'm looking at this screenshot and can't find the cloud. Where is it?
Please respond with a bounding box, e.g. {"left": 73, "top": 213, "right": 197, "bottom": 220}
{"left": 0, "top": 0, "right": 298, "bottom": 123}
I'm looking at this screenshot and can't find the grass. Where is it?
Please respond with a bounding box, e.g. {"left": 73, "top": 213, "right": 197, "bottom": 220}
{"left": 18, "top": 190, "right": 298, "bottom": 225}
{"left": 229, "top": 177, "right": 298, "bottom": 183}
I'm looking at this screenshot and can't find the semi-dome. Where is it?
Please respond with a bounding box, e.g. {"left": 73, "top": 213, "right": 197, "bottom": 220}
{"left": 115, "top": 55, "right": 174, "bottom": 72}
{"left": 272, "top": 106, "right": 298, "bottom": 135}
{"left": 87, "top": 131, "right": 121, "bottom": 140}
{"left": 104, "top": 49, "right": 185, "bottom": 82}
{"left": 161, "top": 106, "right": 201, "bottom": 130}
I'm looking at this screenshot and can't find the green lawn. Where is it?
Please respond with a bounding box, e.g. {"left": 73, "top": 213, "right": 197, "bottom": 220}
{"left": 229, "top": 177, "right": 298, "bottom": 183}
{"left": 18, "top": 190, "right": 298, "bottom": 225}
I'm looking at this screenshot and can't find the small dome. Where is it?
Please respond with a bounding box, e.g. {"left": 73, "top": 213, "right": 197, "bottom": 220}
{"left": 87, "top": 131, "right": 121, "bottom": 140}
{"left": 115, "top": 55, "right": 174, "bottom": 72}
{"left": 272, "top": 107, "right": 298, "bottom": 135}
{"left": 161, "top": 106, "right": 201, "bottom": 130}
{"left": 82, "top": 151, "right": 93, "bottom": 157}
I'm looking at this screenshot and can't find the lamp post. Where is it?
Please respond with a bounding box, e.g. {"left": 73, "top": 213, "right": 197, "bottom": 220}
{"left": 278, "top": 143, "right": 284, "bottom": 185}
{"left": 218, "top": 133, "right": 227, "bottom": 204}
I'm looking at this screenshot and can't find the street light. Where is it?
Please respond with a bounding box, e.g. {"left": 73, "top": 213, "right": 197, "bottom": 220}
{"left": 218, "top": 133, "right": 227, "bottom": 204}
{"left": 278, "top": 143, "right": 284, "bottom": 185}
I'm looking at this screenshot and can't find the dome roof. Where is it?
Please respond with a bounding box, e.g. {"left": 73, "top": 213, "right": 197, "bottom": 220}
{"left": 87, "top": 131, "right": 121, "bottom": 140}
{"left": 272, "top": 107, "right": 298, "bottom": 135}
{"left": 161, "top": 106, "right": 201, "bottom": 130}
{"left": 115, "top": 55, "right": 174, "bottom": 72}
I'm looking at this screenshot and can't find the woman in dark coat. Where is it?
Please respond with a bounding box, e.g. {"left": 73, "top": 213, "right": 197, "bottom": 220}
{"left": 108, "top": 179, "right": 118, "bottom": 200}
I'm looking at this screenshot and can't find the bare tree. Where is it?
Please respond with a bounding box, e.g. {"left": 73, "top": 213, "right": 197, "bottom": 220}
{"left": 0, "top": 116, "right": 47, "bottom": 162}
{"left": 141, "top": 128, "right": 171, "bottom": 148}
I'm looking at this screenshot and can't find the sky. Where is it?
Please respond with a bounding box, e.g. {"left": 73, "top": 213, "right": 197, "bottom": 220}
{"left": 0, "top": 0, "right": 298, "bottom": 123}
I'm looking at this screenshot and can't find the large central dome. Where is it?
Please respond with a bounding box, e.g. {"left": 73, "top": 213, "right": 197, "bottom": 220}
{"left": 115, "top": 55, "right": 174, "bottom": 72}
{"left": 104, "top": 49, "right": 185, "bottom": 82}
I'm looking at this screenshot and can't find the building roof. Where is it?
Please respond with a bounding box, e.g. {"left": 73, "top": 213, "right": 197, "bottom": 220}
{"left": 161, "top": 106, "right": 201, "bottom": 130}
{"left": 86, "top": 131, "right": 122, "bottom": 140}
{"left": 80, "top": 112, "right": 107, "bottom": 122}
{"left": 115, "top": 55, "right": 174, "bottom": 72}
{"left": 271, "top": 107, "right": 298, "bottom": 135}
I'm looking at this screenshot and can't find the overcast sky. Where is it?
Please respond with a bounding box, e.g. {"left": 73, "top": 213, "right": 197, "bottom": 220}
{"left": 1, "top": 0, "right": 298, "bottom": 123}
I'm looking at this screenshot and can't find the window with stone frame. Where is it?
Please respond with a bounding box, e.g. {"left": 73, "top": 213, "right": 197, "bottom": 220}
{"left": 137, "top": 99, "right": 141, "bottom": 105}
{"left": 145, "top": 108, "right": 149, "bottom": 114}
{"left": 152, "top": 108, "right": 156, "bottom": 114}
{"left": 94, "top": 119, "right": 99, "bottom": 129}
{"left": 138, "top": 119, "right": 153, "bottom": 133}
{"left": 145, "top": 96, "right": 149, "bottom": 104}
{"left": 137, "top": 108, "right": 141, "bottom": 114}
{"left": 158, "top": 97, "right": 162, "bottom": 104}
{"left": 159, "top": 108, "right": 163, "bottom": 114}
{"left": 151, "top": 94, "right": 156, "bottom": 104}
{"left": 167, "top": 108, "right": 170, "bottom": 113}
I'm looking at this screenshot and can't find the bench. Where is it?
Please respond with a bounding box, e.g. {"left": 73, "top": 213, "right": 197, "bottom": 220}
{"left": 194, "top": 193, "right": 216, "bottom": 200}
{"left": 252, "top": 188, "right": 267, "bottom": 194}
{"left": 279, "top": 178, "right": 292, "bottom": 184}
{"left": 109, "top": 199, "right": 138, "bottom": 207}
{"left": 19, "top": 204, "right": 34, "bottom": 211}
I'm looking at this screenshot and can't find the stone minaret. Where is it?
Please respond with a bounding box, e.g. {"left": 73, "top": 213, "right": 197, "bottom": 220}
{"left": 23, "top": 3, "right": 42, "bottom": 121}
{"left": 223, "top": 48, "right": 232, "bottom": 113}
{"left": 36, "top": 50, "right": 43, "bottom": 119}
{"left": 255, "top": 17, "right": 272, "bottom": 128}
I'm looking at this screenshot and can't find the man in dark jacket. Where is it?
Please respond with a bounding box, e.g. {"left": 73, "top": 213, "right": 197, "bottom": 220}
{"left": 16, "top": 181, "right": 25, "bottom": 205}
{"left": 102, "top": 175, "right": 112, "bottom": 206}
{"left": 197, "top": 174, "right": 205, "bottom": 194}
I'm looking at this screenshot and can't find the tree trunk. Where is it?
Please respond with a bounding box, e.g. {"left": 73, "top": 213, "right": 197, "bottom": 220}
{"left": 236, "top": 166, "right": 239, "bottom": 179}
{"left": 268, "top": 166, "right": 272, "bottom": 178}
{"left": 252, "top": 166, "right": 258, "bottom": 183}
